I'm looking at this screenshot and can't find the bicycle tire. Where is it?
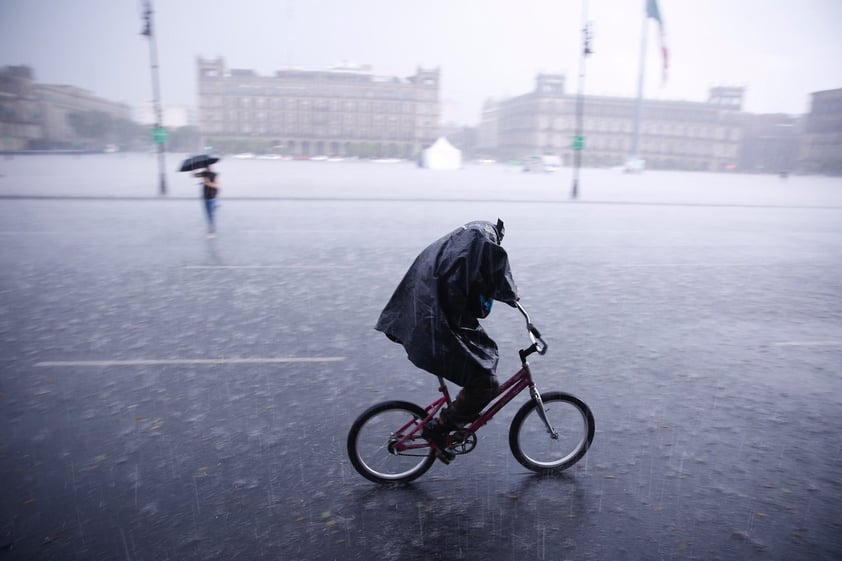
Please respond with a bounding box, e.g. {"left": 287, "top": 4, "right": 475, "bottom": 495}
{"left": 509, "top": 391, "right": 595, "bottom": 473}
{"left": 347, "top": 400, "right": 436, "bottom": 484}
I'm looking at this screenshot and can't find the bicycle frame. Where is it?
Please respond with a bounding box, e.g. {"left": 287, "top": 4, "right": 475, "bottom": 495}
{"left": 388, "top": 302, "right": 558, "bottom": 454}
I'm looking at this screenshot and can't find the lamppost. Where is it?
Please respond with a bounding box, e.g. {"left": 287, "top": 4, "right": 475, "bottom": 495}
{"left": 141, "top": 0, "right": 167, "bottom": 195}
{"left": 570, "top": 1, "right": 592, "bottom": 200}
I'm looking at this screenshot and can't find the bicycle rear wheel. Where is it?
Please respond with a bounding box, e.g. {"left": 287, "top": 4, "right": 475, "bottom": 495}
{"left": 509, "top": 391, "right": 595, "bottom": 473}
{"left": 347, "top": 400, "right": 436, "bottom": 484}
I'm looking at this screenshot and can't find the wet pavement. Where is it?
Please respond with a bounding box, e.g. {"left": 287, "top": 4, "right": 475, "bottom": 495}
{"left": 1, "top": 157, "right": 841, "bottom": 560}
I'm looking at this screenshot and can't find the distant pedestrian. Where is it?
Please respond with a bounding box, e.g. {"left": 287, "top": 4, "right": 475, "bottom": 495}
{"left": 193, "top": 164, "right": 219, "bottom": 236}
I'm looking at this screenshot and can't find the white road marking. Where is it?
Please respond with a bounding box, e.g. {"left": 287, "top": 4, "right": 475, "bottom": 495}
{"left": 182, "top": 265, "right": 347, "bottom": 270}
{"left": 770, "top": 341, "right": 842, "bottom": 347}
{"left": 34, "top": 357, "right": 346, "bottom": 367}
{"left": 183, "top": 263, "right": 770, "bottom": 271}
{"left": 604, "top": 263, "right": 761, "bottom": 267}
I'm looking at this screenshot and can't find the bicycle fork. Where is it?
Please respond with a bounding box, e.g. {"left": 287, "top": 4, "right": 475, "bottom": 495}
{"left": 529, "top": 386, "right": 559, "bottom": 439}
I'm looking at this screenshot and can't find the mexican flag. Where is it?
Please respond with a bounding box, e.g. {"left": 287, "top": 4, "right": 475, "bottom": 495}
{"left": 647, "top": 0, "right": 669, "bottom": 83}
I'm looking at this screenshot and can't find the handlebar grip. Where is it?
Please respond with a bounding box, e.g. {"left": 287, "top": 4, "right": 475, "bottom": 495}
{"left": 527, "top": 323, "right": 548, "bottom": 355}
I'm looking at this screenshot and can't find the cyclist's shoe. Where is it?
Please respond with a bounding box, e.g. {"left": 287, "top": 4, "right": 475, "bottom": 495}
{"left": 422, "top": 420, "right": 455, "bottom": 464}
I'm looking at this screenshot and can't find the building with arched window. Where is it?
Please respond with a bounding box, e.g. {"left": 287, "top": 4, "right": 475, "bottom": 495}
{"left": 478, "top": 74, "right": 744, "bottom": 172}
{"left": 197, "top": 57, "right": 439, "bottom": 158}
{"left": 1, "top": 65, "right": 130, "bottom": 151}
{"left": 799, "top": 89, "right": 842, "bottom": 175}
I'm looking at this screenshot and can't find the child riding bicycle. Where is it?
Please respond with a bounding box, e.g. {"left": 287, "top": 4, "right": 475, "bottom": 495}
{"left": 375, "top": 219, "right": 519, "bottom": 463}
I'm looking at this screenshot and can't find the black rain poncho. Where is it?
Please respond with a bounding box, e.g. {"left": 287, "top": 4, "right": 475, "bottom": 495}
{"left": 375, "top": 221, "right": 518, "bottom": 386}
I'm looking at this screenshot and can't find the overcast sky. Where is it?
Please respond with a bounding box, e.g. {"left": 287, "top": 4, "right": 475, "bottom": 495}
{"left": 2, "top": 0, "right": 841, "bottom": 125}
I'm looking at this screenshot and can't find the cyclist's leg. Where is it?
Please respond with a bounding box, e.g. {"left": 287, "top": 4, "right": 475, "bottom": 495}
{"left": 440, "top": 373, "right": 499, "bottom": 427}
{"left": 423, "top": 368, "right": 499, "bottom": 462}
{"left": 424, "top": 374, "right": 498, "bottom": 463}
{"left": 422, "top": 425, "right": 455, "bottom": 463}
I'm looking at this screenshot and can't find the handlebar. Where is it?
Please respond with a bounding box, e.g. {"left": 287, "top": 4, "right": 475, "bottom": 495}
{"left": 515, "top": 301, "right": 548, "bottom": 356}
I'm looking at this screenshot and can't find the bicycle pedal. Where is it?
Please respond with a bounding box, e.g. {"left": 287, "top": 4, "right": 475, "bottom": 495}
{"left": 433, "top": 447, "right": 455, "bottom": 464}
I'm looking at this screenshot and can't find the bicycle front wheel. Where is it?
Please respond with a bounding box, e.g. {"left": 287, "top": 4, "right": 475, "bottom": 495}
{"left": 347, "top": 400, "right": 436, "bottom": 484}
{"left": 509, "top": 391, "right": 595, "bottom": 473}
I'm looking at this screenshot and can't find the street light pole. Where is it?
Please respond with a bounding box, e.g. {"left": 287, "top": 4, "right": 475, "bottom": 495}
{"left": 570, "top": 0, "right": 592, "bottom": 200}
{"left": 141, "top": 0, "right": 167, "bottom": 195}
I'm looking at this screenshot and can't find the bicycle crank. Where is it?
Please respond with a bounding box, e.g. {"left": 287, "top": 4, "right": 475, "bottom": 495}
{"left": 449, "top": 429, "right": 477, "bottom": 454}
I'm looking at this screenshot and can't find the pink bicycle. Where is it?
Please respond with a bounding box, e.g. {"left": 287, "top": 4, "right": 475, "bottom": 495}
{"left": 347, "top": 303, "right": 595, "bottom": 484}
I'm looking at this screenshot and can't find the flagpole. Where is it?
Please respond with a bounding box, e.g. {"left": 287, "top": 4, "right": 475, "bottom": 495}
{"left": 570, "top": 0, "right": 591, "bottom": 199}
{"left": 630, "top": 0, "right": 648, "bottom": 165}
{"left": 141, "top": 0, "right": 167, "bottom": 196}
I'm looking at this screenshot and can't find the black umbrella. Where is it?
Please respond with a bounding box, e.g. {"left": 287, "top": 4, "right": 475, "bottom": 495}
{"left": 179, "top": 154, "right": 220, "bottom": 172}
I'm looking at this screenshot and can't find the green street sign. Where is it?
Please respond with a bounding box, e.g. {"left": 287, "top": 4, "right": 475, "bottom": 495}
{"left": 152, "top": 126, "right": 168, "bottom": 144}
{"left": 572, "top": 135, "right": 585, "bottom": 151}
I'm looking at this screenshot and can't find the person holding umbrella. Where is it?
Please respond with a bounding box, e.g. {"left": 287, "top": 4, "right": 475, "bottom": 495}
{"left": 195, "top": 164, "right": 219, "bottom": 236}
{"left": 180, "top": 155, "right": 221, "bottom": 237}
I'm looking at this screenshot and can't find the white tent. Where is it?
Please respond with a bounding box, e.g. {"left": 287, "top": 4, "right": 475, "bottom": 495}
{"left": 421, "top": 137, "right": 462, "bottom": 170}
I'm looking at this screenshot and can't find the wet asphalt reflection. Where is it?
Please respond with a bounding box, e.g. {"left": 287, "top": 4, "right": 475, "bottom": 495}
{"left": 1, "top": 162, "right": 841, "bottom": 560}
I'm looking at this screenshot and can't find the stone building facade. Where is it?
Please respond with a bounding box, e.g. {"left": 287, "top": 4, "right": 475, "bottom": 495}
{"left": 799, "top": 88, "right": 842, "bottom": 175}
{"left": 478, "top": 74, "right": 744, "bottom": 172}
{"left": 0, "top": 66, "right": 43, "bottom": 151}
{"left": 34, "top": 83, "right": 131, "bottom": 148}
{"left": 738, "top": 113, "right": 800, "bottom": 174}
{"left": 197, "top": 57, "right": 439, "bottom": 158}
{"left": 0, "top": 65, "right": 131, "bottom": 151}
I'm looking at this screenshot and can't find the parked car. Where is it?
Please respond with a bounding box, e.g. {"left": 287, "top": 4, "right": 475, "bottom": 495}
{"left": 523, "top": 155, "right": 561, "bottom": 173}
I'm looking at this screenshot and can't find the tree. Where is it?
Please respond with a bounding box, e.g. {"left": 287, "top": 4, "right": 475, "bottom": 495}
{"left": 110, "top": 118, "right": 147, "bottom": 150}
{"left": 166, "top": 126, "right": 201, "bottom": 152}
{"left": 66, "top": 111, "right": 113, "bottom": 144}
{"left": 66, "top": 111, "right": 150, "bottom": 151}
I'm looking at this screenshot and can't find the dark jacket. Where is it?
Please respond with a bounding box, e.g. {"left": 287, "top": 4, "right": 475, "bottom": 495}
{"left": 199, "top": 170, "right": 218, "bottom": 200}
{"left": 375, "top": 221, "right": 518, "bottom": 386}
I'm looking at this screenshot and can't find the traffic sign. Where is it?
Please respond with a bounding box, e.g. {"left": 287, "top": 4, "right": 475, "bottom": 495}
{"left": 152, "top": 126, "right": 168, "bottom": 144}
